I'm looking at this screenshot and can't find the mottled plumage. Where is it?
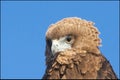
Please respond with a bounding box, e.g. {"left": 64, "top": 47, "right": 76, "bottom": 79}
{"left": 43, "top": 17, "right": 117, "bottom": 79}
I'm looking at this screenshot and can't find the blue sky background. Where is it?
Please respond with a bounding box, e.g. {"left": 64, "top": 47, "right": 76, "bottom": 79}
{"left": 1, "top": 1, "right": 119, "bottom": 79}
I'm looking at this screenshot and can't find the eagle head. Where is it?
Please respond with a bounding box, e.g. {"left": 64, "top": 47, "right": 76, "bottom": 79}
{"left": 45, "top": 17, "right": 101, "bottom": 64}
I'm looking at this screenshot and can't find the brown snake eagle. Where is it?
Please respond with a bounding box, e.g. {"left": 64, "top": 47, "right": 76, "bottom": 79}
{"left": 42, "top": 17, "right": 117, "bottom": 79}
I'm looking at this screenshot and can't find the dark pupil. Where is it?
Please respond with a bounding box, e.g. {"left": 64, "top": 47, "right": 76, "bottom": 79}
{"left": 66, "top": 36, "right": 72, "bottom": 42}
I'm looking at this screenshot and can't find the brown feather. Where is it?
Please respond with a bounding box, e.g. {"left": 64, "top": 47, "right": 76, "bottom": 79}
{"left": 43, "top": 17, "right": 117, "bottom": 79}
{"left": 43, "top": 50, "right": 117, "bottom": 79}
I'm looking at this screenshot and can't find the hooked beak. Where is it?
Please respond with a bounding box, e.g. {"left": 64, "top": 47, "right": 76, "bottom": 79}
{"left": 51, "top": 39, "right": 71, "bottom": 55}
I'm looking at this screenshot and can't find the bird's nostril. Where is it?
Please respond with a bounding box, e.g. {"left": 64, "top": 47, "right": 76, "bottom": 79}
{"left": 56, "top": 44, "right": 58, "bottom": 47}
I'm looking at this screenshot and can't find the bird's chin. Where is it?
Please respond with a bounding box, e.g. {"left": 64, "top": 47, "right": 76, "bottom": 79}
{"left": 52, "top": 51, "right": 62, "bottom": 58}
{"left": 54, "top": 51, "right": 61, "bottom": 55}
